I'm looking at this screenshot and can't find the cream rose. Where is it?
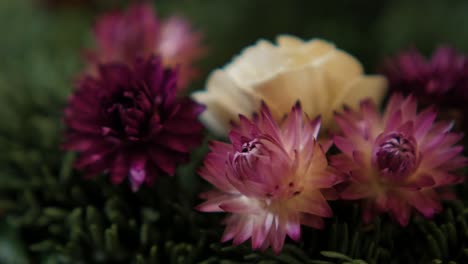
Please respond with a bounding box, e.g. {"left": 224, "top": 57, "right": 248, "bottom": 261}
{"left": 192, "top": 35, "right": 387, "bottom": 135}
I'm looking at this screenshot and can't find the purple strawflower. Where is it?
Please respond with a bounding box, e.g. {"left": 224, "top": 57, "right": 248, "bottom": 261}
{"left": 381, "top": 46, "right": 468, "bottom": 107}
{"left": 331, "top": 94, "right": 466, "bottom": 226}
{"left": 64, "top": 56, "right": 205, "bottom": 191}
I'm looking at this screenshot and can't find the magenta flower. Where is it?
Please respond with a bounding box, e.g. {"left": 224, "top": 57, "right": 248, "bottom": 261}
{"left": 196, "top": 103, "right": 340, "bottom": 254}
{"left": 64, "top": 56, "right": 204, "bottom": 191}
{"left": 86, "top": 3, "right": 204, "bottom": 91}
{"left": 381, "top": 46, "right": 468, "bottom": 107}
{"left": 331, "top": 94, "right": 466, "bottom": 226}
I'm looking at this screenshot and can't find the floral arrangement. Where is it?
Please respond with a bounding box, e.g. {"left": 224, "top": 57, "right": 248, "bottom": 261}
{"left": 1, "top": 1, "right": 468, "bottom": 264}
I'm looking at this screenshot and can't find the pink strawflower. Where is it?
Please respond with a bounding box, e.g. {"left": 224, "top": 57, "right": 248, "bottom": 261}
{"left": 331, "top": 94, "right": 466, "bottom": 226}
{"left": 381, "top": 46, "right": 468, "bottom": 107}
{"left": 85, "top": 2, "right": 204, "bottom": 91}
{"left": 196, "top": 103, "right": 340, "bottom": 254}
{"left": 63, "top": 56, "right": 204, "bottom": 191}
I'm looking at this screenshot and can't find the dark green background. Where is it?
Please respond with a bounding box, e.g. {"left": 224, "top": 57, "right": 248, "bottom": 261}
{"left": 2, "top": 0, "right": 468, "bottom": 97}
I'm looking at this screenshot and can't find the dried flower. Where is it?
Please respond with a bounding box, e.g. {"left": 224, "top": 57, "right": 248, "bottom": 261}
{"left": 196, "top": 103, "right": 340, "bottom": 254}
{"left": 192, "top": 35, "right": 387, "bottom": 135}
{"left": 331, "top": 94, "right": 466, "bottom": 225}
{"left": 86, "top": 3, "right": 204, "bottom": 90}
{"left": 64, "top": 56, "right": 204, "bottom": 191}
{"left": 381, "top": 46, "right": 468, "bottom": 107}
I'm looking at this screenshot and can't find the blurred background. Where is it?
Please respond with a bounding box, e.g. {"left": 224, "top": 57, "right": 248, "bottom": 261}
{"left": 1, "top": 0, "right": 467, "bottom": 153}
{"left": 2, "top": 0, "right": 468, "bottom": 98}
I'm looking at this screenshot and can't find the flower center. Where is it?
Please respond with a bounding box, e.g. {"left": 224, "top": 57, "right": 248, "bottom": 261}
{"left": 376, "top": 133, "right": 417, "bottom": 179}
{"left": 241, "top": 139, "right": 260, "bottom": 153}
{"left": 104, "top": 88, "right": 153, "bottom": 140}
{"left": 232, "top": 138, "right": 303, "bottom": 200}
{"left": 233, "top": 138, "right": 263, "bottom": 165}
